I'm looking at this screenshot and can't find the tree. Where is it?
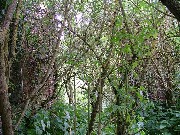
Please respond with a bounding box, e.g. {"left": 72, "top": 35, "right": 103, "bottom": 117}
{"left": 160, "top": 0, "right": 180, "bottom": 22}
{"left": 0, "top": 1, "right": 19, "bottom": 134}
{"left": 0, "top": 0, "right": 179, "bottom": 135}
{"left": 0, "top": 0, "right": 67, "bottom": 134}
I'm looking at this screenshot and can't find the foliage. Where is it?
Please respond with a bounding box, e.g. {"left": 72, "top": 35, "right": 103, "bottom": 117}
{"left": 0, "top": 0, "right": 180, "bottom": 135}
{"left": 17, "top": 101, "right": 88, "bottom": 135}
{"left": 129, "top": 101, "right": 180, "bottom": 135}
{"left": 142, "top": 102, "right": 180, "bottom": 135}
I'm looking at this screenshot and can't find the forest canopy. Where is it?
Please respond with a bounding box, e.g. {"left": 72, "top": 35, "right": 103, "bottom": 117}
{"left": 0, "top": 0, "right": 179, "bottom": 135}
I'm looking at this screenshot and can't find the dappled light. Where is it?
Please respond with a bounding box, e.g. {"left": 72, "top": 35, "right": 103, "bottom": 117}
{"left": 0, "top": 0, "right": 179, "bottom": 135}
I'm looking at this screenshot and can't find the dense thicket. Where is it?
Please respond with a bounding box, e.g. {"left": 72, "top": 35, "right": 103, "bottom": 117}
{"left": 0, "top": 0, "right": 179, "bottom": 135}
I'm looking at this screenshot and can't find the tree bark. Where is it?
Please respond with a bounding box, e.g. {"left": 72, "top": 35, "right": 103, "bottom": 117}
{"left": 116, "top": 97, "right": 125, "bottom": 135}
{"left": 108, "top": 77, "right": 125, "bottom": 135}
{"left": 160, "top": 0, "right": 180, "bottom": 22}
{"left": 0, "top": 48, "right": 14, "bottom": 135}
{"left": 0, "top": 0, "right": 18, "bottom": 135}
{"left": 0, "top": 0, "right": 18, "bottom": 44}
{"left": 86, "top": 68, "right": 107, "bottom": 135}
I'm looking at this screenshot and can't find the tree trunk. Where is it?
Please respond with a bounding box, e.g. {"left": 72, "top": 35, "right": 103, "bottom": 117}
{"left": 108, "top": 76, "right": 126, "bottom": 135}
{"left": 116, "top": 96, "right": 125, "bottom": 135}
{"left": 0, "top": 0, "right": 18, "bottom": 135}
{"left": 160, "top": 0, "right": 180, "bottom": 22}
{"left": 0, "top": 47, "right": 14, "bottom": 135}
{"left": 86, "top": 68, "right": 107, "bottom": 135}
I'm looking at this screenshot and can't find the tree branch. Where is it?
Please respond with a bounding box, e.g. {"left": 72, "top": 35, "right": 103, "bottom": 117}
{"left": 160, "top": 0, "right": 180, "bottom": 22}
{"left": 0, "top": 0, "right": 18, "bottom": 45}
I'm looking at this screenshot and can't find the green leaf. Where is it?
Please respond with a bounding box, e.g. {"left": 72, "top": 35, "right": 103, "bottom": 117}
{"left": 36, "top": 126, "right": 43, "bottom": 135}
{"left": 132, "top": 61, "right": 138, "bottom": 69}
{"left": 111, "top": 36, "right": 120, "bottom": 43}
{"left": 160, "top": 123, "right": 167, "bottom": 129}
{"left": 41, "top": 120, "right": 46, "bottom": 131}
{"left": 160, "top": 120, "right": 170, "bottom": 129}
{"left": 139, "top": 86, "right": 145, "bottom": 91}
{"left": 123, "top": 44, "right": 131, "bottom": 54}
{"left": 47, "top": 121, "right": 50, "bottom": 128}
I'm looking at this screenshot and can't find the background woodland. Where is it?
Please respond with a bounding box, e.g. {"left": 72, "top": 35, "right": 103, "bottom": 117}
{"left": 0, "top": 0, "right": 179, "bottom": 135}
